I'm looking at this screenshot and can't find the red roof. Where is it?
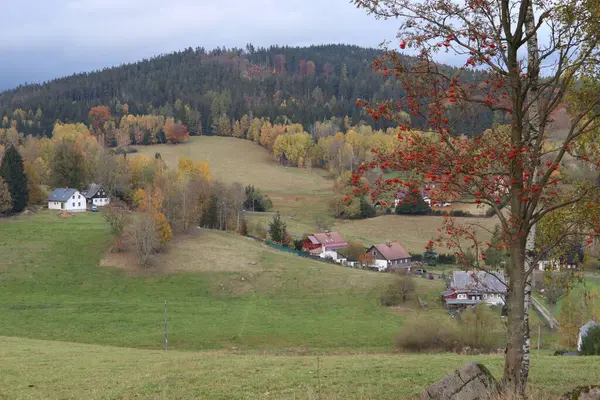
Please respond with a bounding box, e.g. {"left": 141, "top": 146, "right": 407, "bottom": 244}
{"left": 311, "top": 232, "right": 349, "bottom": 250}
{"left": 369, "top": 242, "right": 411, "bottom": 261}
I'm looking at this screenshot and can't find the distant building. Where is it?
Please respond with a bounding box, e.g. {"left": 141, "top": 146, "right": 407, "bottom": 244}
{"left": 442, "top": 270, "right": 507, "bottom": 308}
{"left": 578, "top": 320, "right": 600, "bottom": 352}
{"left": 82, "top": 183, "right": 110, "bottom": 207}
{"left": 366, "top": 242, "right": 412, "bottom": 272}
{"left": 537, "top": 246, "right": 584, "bottom": 271}
{"left": 303, "top": 232, "right": 349, "bottom": 263}
{"left": 47, "top": 188, "right": 87, "bottom": 212}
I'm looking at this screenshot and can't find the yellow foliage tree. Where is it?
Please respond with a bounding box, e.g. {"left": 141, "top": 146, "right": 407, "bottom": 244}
{"left": 177, "top": 157, "right": 212, "bottom": 182}
{"left": 154, "top": 212, "right": 173, "bottom": 245}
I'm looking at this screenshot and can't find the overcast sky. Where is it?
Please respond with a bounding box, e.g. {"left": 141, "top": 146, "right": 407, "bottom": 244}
{"left": 0, "top": 0, "right": 406, "bottom": 91}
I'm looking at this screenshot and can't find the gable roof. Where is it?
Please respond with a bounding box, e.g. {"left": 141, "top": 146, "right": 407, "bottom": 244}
{"left": 47, "top": 188, "right": 78, "bottom": 202}
{"left": 82, "top": 183, "right": 104, "bottom": 199}
{"left": 312, "top": 232, "right": 349, "bottom": 250}
{"left": 369, "top": 242, "right": 411, "bottom": 261}
{"left": 451, "top": 271, "right": 507, "bottom": 294}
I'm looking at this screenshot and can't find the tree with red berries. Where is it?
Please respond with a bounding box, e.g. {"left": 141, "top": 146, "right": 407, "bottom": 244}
{"left": 354, "top": 0, "right": 600, "bottom": 395}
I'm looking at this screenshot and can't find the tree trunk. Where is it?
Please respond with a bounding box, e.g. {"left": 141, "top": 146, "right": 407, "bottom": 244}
{"left": 503, "top": 243, "right": 528, "bottom": 396}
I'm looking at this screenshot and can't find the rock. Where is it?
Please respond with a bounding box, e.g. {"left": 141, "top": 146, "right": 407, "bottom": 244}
{"left": 241, "top": 277, "right": 246, "bottom": 281}
{"left": 559, "top": 386, "right": 600, "bottom": 400}
{"left": 421, "top": 363, "right": 499, "bottom": 400}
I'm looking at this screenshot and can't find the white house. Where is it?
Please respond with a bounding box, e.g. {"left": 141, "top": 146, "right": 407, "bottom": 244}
{"left": 82, "top": 183, "right": 110, "bottom": 206}
{"left": 304, "top": 232, "right": 349, "bottom": 264}
{"left": 443, "top": 271, "right": 507, "bottom": 307}
{"left": 47, "top": 188, "right": 87, "bottom": 212}
{"left": 366, "top": 242, "right": 412, "bottom": 272}
{"left": 578, "top": 320, "right": 600, "bottom": 352}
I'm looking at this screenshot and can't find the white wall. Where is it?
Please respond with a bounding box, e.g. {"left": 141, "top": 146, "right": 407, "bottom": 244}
{"left": 65, "top": 191, "right": 87, "bottom": 212}
{"left": 48, "top": 201, "right": 63, "bottom": 210}
{"left": 92, "top": 197, "right": 110, "bottom": 206}
{"left": 320, "top": 249, "right": 346, "bottom": 263}
{"left": 373, "top": 259, "right": 388, "bottom": 272}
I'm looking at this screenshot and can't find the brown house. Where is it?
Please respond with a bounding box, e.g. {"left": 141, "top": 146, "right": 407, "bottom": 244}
{"left": 366, "top": 242, "right": 412, "bottom": 272}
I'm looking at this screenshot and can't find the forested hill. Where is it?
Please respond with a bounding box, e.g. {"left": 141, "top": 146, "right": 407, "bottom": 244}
{"left": 0, "top": 44, "right": 492, "bottom": 137}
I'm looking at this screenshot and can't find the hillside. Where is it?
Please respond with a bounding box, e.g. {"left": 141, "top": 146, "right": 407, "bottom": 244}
{"left": 2, "top": 336, "right": 598, "bottom": 399}
{"left": 0, "top": 44, "right": 493, "bottom": 137}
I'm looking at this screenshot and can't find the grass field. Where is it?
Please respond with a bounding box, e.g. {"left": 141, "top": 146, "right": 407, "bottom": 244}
{"left": 2, "top": 336, "right": 599, "bottom": 400}
{"left": 248, "top": 213, "right": 499, "bottom": 254}
{"left": 133, "top": 136, "right": 333, "bottom": 196}
{"left": 0, "top": 211, "right": 429, "bottom": 352}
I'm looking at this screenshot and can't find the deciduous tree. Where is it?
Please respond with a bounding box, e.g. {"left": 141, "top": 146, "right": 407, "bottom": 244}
{"left": 354, "top": 0, "right": 600, "bottom": 394}
{"left": 0, "top": 177, "right": 12, "bottom": 213}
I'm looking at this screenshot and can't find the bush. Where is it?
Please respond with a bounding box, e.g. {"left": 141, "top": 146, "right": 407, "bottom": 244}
{"left": 395, "top": 316, "right": 461, "bottom": 352}
{"left": 450, "top": 210, "right": 472, "bottom": 217}
{"left": 385, "top": 207, "right": 392, "bottom": 215}
{"left": 580, "top": 326, "right": 600, "bottom": 355}
{"left": 394, "top": 307, "right": 502, "bottom": 353}
{"left": 410, "top": 253, "right": 423, "bottom": 262}
{"left": 438, "top": 253, "right": 457, "bottom": 264}
{"left": 292, "top": 238, "right": 304, "bottom": 251}
{"left": 380, "top": 274, "right": 416, "bottom": 306}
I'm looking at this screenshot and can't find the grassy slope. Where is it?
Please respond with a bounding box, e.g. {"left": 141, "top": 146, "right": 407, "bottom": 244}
{"left": 0, "top": 211, "right": 441, "bottom": 352}
{"left": 2, "top": 336, "right": 599, "bottom": 400}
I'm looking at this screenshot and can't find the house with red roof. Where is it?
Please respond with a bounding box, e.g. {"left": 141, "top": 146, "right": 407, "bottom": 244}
{"left": 366, "top": 242, "right": 412, "bottom": 272}
{"left": 303, "top": 231, "right": 349, "bottom": 263}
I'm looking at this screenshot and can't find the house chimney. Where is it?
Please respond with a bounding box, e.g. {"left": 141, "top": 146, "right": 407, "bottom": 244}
{"left": 386, "top": 240, "right": 392, "bottom": 247}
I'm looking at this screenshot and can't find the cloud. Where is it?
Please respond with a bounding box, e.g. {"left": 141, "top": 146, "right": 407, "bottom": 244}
{"left": 0, "top": 0, "right": 404, "bottom": 90}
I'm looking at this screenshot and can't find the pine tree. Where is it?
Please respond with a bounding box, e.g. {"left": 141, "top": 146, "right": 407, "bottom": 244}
{"left": 0, "top": 177, "right": 12, "bottom": 213}
{"left": 201, "top": 195, "right": 219, "bottom": 229}
{"left": 0, "top": 146, "right": 28, "bottom": 212}
{"left": 423, "top": 247, "right": 438, "bottom": 266}
{"left": 359, "top": 196, "right": 376, "bottom": 218}
{"left": 269, "top": 212, "right": 287, "bottom": 244}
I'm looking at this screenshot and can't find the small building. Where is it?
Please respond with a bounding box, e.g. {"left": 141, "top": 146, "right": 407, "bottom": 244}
{"left": 578, "top": 320, "right": 600, "bottom": 352}
{"left": 82, "top": 183, "right": 110, "bottom": 207}
{"left": 47, "top": 188, "right": 87, "bottom": 212}
{"left": 366, "top": 242, "right": 412, "bottom": 272}
{"left": 443, "top": 270, "right": 507, "bottom": 308}
{"left": 303, "top": 231, "right": 349, "bottom": 263}
{"left": 537, "top": 246, "right": 584, "bottom": 271}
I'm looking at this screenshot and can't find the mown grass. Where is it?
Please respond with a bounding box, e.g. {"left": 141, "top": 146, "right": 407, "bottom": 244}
{"left": 1, "top": 336, "right": 598, "bottom": 400}
{"left": 0, "top": 211, "right": 415, "bottom": 352}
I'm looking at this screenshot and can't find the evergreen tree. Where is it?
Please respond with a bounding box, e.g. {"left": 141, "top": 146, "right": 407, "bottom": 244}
{"left": 0, "top": 146, "right": 28, "bottom": 212}
{"left": 359, "top": 196, "right": 376, "bottom": 218}
{"left": 0, "top": 177, "right": 12, "bottom": 213}
{"left": 423, "top": 247, "right": 438, "bottom": 266}
{"left": 201, "top": 195, "right": 219, "bottom": 229}
{"left": 485, "top": 225, "right": 509, "bottom": 269}
{"left": 395, "top": 192, "right": 431, "bottom": 215}
{"left": 269, "top": 212, "right": 287, "bottom": 244}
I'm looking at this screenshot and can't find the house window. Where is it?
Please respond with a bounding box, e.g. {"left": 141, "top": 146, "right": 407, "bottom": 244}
{"left": 72, "top": 202, "right": 75, "bottom": 207}
{"left": 78, "top": 202, "right": 80, "bottom": 207}
{"left": 78, "top": 195, "right": 81, "bottom": 199}
{"left": 61, "top": 203, "right": 64, "bottom": 209}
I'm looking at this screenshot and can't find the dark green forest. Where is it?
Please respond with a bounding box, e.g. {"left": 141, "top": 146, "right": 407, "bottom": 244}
{"left": 0, "top": 44, "right": 497, "bottom": 137}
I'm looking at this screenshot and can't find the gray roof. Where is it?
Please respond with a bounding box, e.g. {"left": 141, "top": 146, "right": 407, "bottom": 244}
{"left": 82, "top": 183, "right": 103, "bottom": 199}
{"left": 47, "top": 188, "right": 78, "bottom": 202}
{"left": 451, "top": 271, "right": 507, "bottom": 294}
{"left": 445, "top": 299, "right": 478, "bottom": 305}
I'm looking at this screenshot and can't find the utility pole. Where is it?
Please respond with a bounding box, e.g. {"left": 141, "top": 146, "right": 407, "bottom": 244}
{"left": 164, "top": 300, "right": 168, "bottom": 351}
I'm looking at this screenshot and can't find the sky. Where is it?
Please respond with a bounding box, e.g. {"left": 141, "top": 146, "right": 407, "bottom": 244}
{"left": 0, "top": 0, "right": 404, "bottom": 91}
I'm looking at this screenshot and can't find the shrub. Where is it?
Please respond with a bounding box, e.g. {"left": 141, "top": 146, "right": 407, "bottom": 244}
{"left": 395, "top": 316, "right": 461, "bottom": 352}
{"left": 438, "top": 253, "right": 457, "bottom": 264}
{"left": 395, "top": 192, "right": 431, "bottom": 215}
{"left": 385, "top": 207, "right": 392, "bottom": 215}
{"left": 450, "top": 210, "right": 472, "bottom": 217}
{"left": 380, "top": 274, "right": 416, "bottom": 306}
{"left": 410, "top": 253, "right": 423, "bottom": 262}
{"left": 580, "top": 326, "right": 600, "bottom": 355}
{"left": 394, "top": 308, "right": 502, "bottom": 353}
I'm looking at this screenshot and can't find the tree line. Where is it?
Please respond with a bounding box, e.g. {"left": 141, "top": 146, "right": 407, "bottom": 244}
{"left": 0, "top": 44, "right": 498, "bottom": 139}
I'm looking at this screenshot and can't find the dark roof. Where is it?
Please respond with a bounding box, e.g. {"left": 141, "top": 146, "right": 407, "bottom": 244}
{"left": 47, "top": 188, "right": 78, "bottom": 202}
{"left": 441, "top": 290, "right": 455, "bottom": 297}
{"left": 451, "top": 271, "right": 507, "bottom": 293}
{"left": 82, "top": 183, "right": 104, "bottom": 199}
{"left": 368, "top": 242, "right": 411, "bottom": 261}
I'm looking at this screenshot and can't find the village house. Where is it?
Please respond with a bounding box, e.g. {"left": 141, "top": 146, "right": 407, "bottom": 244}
{"left": 303, "top": 231, "right": 349, "bottom": 263}
{"left": 365, "top": 242, "right": 412, "bottom": 272}
{"left": 47, "top": 188, "right": 87, "bottom": 212}
{"left": 536, "top": 246, "right": 584, "bottom": 271}
{"left": 82, "top": 183, "right": 110, "bottom": 207}
{"left": 442, "top": 270, "right": 507, "bottom": 308}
